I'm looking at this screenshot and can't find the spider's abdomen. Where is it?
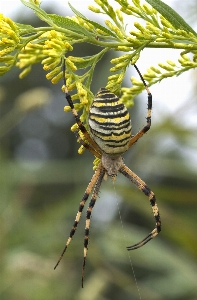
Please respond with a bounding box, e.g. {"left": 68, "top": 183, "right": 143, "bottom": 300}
{"left": 88, "top": 88, "right": 132, "bottom": 155}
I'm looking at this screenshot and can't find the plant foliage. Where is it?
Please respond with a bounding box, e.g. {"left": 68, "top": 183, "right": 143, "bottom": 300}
{"left": 0, "top": 0, "right": 197, "bottom": 142}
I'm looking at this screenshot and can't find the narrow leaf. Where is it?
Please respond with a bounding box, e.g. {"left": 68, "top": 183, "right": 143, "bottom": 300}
{"left": 68, "top": 2, "right": 91, "bottom": 20}
{"left": 68, "top": 2, "right": 117, "bottom": 38}
{"left": 20, "top": 0, "right": 54, "bottom": 26}
{"left": 72, "top": 56, "right": 98, "bottom": 69}
{"left": 48, "top": 15, "right": 93, "bottom": 38}
{"left": 15, "top": 22, "right": 36, "bottom": 34}
{"left": 146, "top": 0, "right": 197, "bottom": 36}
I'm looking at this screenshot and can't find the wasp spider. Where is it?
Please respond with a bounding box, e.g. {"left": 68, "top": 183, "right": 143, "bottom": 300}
{"left": 54, "top": 64, "right": 161, "bottom": 287}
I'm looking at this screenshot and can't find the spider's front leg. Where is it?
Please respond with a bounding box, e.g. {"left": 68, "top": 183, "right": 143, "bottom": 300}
{"left": 62, "top": 60, "right": 102, "bottom": 156}
{"left": 119, "top": 164, "right": 161, "bottom": 250}
{"left": 74, "top": 129, "right": 101, "bottom": 158}
{"left": 128, "top": 64, "right": 152, "bottom": 148}
{"left": 63, "top": 86, "right": 102, "bottom": 156}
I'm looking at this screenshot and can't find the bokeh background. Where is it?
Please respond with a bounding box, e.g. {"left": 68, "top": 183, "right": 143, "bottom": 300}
{"left": 1, "top": 1, "right": 197, "bottom": 299}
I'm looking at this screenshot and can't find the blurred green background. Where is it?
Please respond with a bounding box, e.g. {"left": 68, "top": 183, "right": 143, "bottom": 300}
{"left": 1, "top": 2, "right": 197, "bottom": 300}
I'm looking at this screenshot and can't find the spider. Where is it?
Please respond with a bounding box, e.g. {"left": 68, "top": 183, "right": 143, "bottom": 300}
{"left": 54, "top": 63, "right": 161, "bottom": 287}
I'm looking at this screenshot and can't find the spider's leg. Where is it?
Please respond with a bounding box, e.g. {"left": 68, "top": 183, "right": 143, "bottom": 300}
{"left": 62, "top": 61, "right": 102, "bottom": 156}
{"left": 65, "top": 93, "right": 102, "bottom": 155}
{"left": 74, "top": 129, "right": 101, "bottom": 158}
{"left": 54, "top": 163, "right": 103, "bottom": 270}
{"left": 119, "top": 164, "right": 161, "bottom": 250}
{"left": 82, "top": 166, "right": 105, "bottom": 288}
{"left": 128, "top": 64, "right": 152, "bottom": 148}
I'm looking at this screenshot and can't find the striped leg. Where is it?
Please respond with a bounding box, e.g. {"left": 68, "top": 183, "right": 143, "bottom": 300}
{"left": 128, "top": 64, "right": 152, "bottom": 148}
{"left": 63, "top": 61, "right": 102, "bottom": 156}
{"left": 64, "top": 87, "right": 102, "bottom": 154}
{"left": 82, "top": 166, "right": 105, "bottom": 287}
{"left": 119, "top": 164, "right": 161, "bottom": 250}
{"left": 54, "top": 163, "right": 103, "bottom": 270}
{"left": 74, "top": 129, "right": 101, "bottom": 158}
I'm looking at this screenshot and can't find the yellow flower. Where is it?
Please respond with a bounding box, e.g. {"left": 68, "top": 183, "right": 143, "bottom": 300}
{"left": 0, "top": 15, "right": 20, "bottom": 74}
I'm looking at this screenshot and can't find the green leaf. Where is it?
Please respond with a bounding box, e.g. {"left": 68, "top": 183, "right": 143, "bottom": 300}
{"left": 172, "top": 39, "right": 196, "bottom": 45}
{"left": 31, "top": 37, "right": 47, "bottom": 44}
{"left": 146, "top": 0, "right": 197, "bottom": 36}
{"left": 48, "top": 15, "right": 93, "bottom": 39}
{"left": 20, "top": 1, "right": 94, "bottom": 39}
{"left": 73, "top": 50, "right": 105, "bottom": 70}
{"left": 15, "top": 22, "right": 36, "bottom": 34}
{"left": 72, "top": 56, "right": 98, "bottom": 69}
{"left": 20, "top": 0, "right": 54, "bottom": 26}
{"left": 68, "top": 2, "right": 117, "bottom": 38}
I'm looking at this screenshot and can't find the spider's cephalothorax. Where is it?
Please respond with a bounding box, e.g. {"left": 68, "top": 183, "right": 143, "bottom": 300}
{"left": 54, "top": 64, "right": 161, "bottom": 287}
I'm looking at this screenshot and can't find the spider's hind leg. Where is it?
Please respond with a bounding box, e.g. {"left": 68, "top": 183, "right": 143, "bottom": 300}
{"left": 82, "top": 165, "right": 105, "bottom": 287}
{"left": 119, "top": 164, "right": 161, "bottom": 250}
{"left": 54, "top": 163, "right": 103, "bottom": 270}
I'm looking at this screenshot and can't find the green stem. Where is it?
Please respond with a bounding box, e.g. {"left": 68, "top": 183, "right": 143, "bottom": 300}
{"left": 86, "top": 48, "right": 109, "bottom": 88}
{"left": 20, "top": 27, "right": 197, "bottom": 51}
{"left": 33, "top": 27, "right": 88, "bottom": 39}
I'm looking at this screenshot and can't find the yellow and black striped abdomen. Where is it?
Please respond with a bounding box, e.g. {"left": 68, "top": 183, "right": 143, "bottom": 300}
{"left": 88, "top": 88, "right": 132, "bottom": 155}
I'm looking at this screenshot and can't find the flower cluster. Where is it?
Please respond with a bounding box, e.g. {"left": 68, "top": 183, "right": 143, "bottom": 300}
{"left": 0, "top": 14, "right": 21, "bottom": 75}
{"left": 17, "top": 30, "right": 73, "bottom": 82}
{"left": 63, "top": 76, "right": 94, "bottom": 124}
{"left": 121, "top": 52, "right": 197, "bottom": 103}
{"left": 1, "top": 0, "right": 197, "bottom": 166}
{"left": 98, "top": 0, "right": 197, "bottom": 106}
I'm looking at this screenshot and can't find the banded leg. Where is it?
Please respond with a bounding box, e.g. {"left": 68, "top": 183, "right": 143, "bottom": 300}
{"left": 119, "top": 164, "right": 161, "bottom": 250}
{"left": 54, "top": 163, "right": 103, "bottom": 270}
{"left": 74, "top": 129, "right": 101, "bottom": 158}
{"left": 82, "top": 166, "right": 105, "bottom": 288}
{"left": 128, "top": 64, "right": 152, "bottom": 148}
{"left": 63, "top": 62, "right": 102, "bottom": 155}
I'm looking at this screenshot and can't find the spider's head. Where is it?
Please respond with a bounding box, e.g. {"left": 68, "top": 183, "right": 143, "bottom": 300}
{"left": 102, "top": 154, "right": 123, "bottom": 178}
